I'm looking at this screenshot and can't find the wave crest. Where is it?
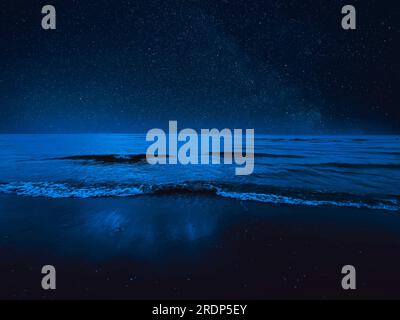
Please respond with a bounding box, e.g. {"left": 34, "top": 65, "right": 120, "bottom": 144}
{"left": 0, "top": 182, "right": 143, "bottom": 198}
{"left": 0, "top": 181, "right": 398, "bottom": 211}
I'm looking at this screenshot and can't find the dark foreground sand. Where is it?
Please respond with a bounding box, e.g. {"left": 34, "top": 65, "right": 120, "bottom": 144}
{"left": 0, "top": 194, "right": 400, "bottom": 299}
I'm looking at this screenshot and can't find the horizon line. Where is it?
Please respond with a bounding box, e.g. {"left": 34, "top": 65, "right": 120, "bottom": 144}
{"left": 0, "top": 132, "right": 399, "bottom": 136}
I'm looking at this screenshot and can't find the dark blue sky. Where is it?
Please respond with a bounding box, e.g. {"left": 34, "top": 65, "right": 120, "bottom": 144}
{"left": 0, "top": 0, "right": 398, "bottom": 133}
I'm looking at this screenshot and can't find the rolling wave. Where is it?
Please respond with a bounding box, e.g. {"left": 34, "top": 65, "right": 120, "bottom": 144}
{"left": 0, "top": 181, "right": 398, "bottom": 211}
{"left": 51, "top": 154, "right": 150, "bottom": 164}
{"left": 51, "top": 152, "right": 305, "bottom": 165}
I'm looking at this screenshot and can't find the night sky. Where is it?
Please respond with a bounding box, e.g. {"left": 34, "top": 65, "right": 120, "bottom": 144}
{"left": 0, "top": 0, "right": 398, "bottom": 133}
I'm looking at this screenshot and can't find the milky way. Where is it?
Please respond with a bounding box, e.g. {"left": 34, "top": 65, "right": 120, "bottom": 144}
{"left": 0, "top": 0, "right": 398, "bottom": 133}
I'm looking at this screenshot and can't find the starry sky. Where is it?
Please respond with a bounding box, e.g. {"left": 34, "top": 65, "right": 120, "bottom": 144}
{"left": 0, "top": 0, "right": 398, "bottom": 133}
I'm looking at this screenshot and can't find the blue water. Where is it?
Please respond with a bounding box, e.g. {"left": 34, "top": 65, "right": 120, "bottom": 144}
{"left": 0, "top": 134, "right": 399, "bottom": 211}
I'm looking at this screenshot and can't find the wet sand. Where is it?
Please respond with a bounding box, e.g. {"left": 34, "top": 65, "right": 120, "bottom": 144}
{"left": 0, "top": 194, "right": 400, "bottom": 299}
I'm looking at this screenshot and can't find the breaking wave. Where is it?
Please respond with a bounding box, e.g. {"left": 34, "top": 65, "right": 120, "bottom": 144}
{"left": 0, "top": 181, "right": 398, "bottom": 211}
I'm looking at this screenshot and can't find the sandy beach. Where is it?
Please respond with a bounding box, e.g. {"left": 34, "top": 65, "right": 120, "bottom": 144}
{"left": 1, "top": 194, "right": 399, "bottom": 299}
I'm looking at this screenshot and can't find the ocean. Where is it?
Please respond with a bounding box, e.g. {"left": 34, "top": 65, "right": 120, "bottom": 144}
{"left": 0, "top": 134, "right": 399, "bottom": 211}
{"left": 1, "top": 133, "right": 400, "bottom": 298}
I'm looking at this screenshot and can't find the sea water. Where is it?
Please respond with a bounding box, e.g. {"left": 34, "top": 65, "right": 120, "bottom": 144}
{"left": 0, "top": 134, "right": 399, "bottom": 211}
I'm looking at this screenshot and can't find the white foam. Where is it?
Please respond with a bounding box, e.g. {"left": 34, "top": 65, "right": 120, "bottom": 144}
{"left": 0, "top": 182, "right": 143, "bottom": 198}
{"left": 0, "top": 181, "right": 398, "bottom": 212}
{"left": 216, "top": 190, "right": 399, "bottom": 211}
